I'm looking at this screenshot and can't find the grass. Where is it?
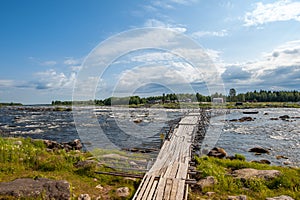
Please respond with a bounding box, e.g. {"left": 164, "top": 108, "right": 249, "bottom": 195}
{"left": 1, "top": 137, "right": 299, "bottom": 199}
{"left": 189, "top": 156, "right": 300, "bottom": 200}
{"left": 0, "top": 137, "right": 140, "bottom": 199}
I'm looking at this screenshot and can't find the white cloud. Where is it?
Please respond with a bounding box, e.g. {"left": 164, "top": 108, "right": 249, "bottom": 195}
{"left": 28, "top": 57, "right": 57, "bottom": 66}
{"left": 0, "top": 80, "right": 15, "bottom": 87}
{"left": 115, "top": 63, "right": 201, "bottom": 94}
{"left": 64, "top": 57, "right": 82, "bottom": 65}
{"left": 70, "top": 65, "right": 82, "bottom": 72}
{"left": 34, "top": 69, "right": 76, "bottom": 90}
{"left": 130, "top": 51, "right": 179, "bottom": 63}
{"left": 169, "top": 0, "right": 198, "bottom": 5}
{"left": 41, "top": 60, "right": 57, "bottom": 66}
{"left": 152, "top": 1, "right": 174, "bottom": 9}
{"left": 220, "top": 40, "right": 300, "bottom": 90}
{"left": 192, "top": 30, "right": 228, "bottom": 38}
{"left": 144, "top": 19, "right": 187, "bottom": 33}
{"left": 244, "top": 0, "right": 300, "bottom": 26}
{"left": 149, "top": 0, "right": 198, "bottom": 10}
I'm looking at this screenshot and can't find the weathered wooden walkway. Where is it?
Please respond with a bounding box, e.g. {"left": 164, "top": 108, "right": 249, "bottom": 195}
{"left": 133, "top": 111, "right": 208, "bottom": 200}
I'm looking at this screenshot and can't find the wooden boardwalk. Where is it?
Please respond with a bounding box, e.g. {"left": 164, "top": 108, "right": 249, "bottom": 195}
{"left": 133, "top": 112, "right": 204, "bottom": 200}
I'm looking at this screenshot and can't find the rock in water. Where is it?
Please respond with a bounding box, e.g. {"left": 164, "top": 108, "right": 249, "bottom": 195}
{"left": 208, "top": 147, "right": 227, "bottom": 158}
{"left": 276, "top": 155, "right": 288, "bottom": 160}
{"left": 0, "top": 178, "right": 70, "bottom": 199}
{"left": 249, "top": 147, "right": 270, "bottom": 154}
{"left": 116, "top": 187, "right": 130, "bottom": 197}
{"left": 279, "top": 115, "right": 290, "bottom": 120}
{"left": 238, "top": 117, "right": 254, "bottom": 122}
{"left": 266, "top": 195, "right": 295, "bottom": 200}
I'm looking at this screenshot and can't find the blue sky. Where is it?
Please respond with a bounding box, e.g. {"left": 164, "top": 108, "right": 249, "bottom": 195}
{"left": 0, "top": 0, "right": 300, "bottom": 104}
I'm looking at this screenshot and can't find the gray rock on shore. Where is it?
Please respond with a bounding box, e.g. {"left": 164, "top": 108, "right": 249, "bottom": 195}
{"left": 44, "top": 139, "right": 83, "bottom": 152}
{"left": 228, "top": 195, "right": 247, "bottom": 200}
{"left": 266, "top": 195, "right": 295, "bottom": 200}
{"left": 78, "top": 194, "right": 91, "bottom": 200}
{"left": 116, "top": 187, "right": 130, "bottom": 197}
{"left": 196, "top": 176, "right": 217, "bottom": 191}
{"left": 0, "top": 178, "right": 70, "bottom": 199}
{"left": 232, "top": 168, "right": 281, "bottom": 180}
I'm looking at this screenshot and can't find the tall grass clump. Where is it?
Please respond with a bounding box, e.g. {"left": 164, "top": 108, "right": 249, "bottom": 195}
{"left": 0, "top": 137, "right": 140, "bottom": 199}
{"left": 191, "top": 156, "right": 300, "bottom": 200}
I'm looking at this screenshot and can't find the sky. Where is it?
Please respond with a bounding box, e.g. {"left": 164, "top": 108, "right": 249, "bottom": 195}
{"left": 0, "top": 0, "right": 300, "bottom": 104}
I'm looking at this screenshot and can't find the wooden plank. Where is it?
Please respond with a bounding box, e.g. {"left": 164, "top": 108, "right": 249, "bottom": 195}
{"left": 185, "top": 174, "right": 190, "bottom": 200}
{"left": 147, "top": 179, "right": 158, "bottom": 200}
{"left": 170, "top": 179, "right": 179, "bottom": 199}
{"left": 155, "top": 177, "right": 166, "bottom": 200}
{"left": 176, "top": 179, "right": 186, "bottom": 200}
{"left": 163, "top": 178, "right": 173, "bottom": 200}
{"left": 162, "top": 162, "right": 175, "bottom": 178}
{"left": 169, "top": 162, "right": 179, "bottom": 178}
{"left": 176, "top": 163, "right": 188, "bottom": 179}
{"left": 132, "top": 175, "right": 148, "bottom": 200}
{"left": 141, "top": 175, "right": 156, "bottom": 199}
{"left": 136, "top": 175, "right": 152, "bottom": 200}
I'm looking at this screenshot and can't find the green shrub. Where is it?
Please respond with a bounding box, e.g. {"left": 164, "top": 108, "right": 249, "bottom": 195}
{"left": 234, "top": 153, "right": 246, "bottom": 161}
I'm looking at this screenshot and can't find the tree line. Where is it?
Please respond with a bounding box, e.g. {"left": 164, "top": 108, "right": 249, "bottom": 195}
{"left": 51, "top": 90, "right": 300, "bottom": 106}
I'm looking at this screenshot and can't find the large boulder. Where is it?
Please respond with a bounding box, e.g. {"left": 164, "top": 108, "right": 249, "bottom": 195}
{"left": 232, "top": 168, "right": 281, "bottom": 180}
{"left": 78, "top": 194, "right": 91, "bottom": 200}
{"left": 116, "top": 187, "right": 130, "bottom": 197}
{"left": 0, "top": 178, "right": 70, "bottom": 199}
{"left": 266, "top": 195, "right": 294, "bottom": 200}
{"left": 196, "top": 176, "right": 217, "bottom": 191}
{"left": 207, "top": 147, "right": 227, "bottom": 158}
{"left": 228, "top": 195, "right": 247, "bottom": 200}
{"left": 44, "top": 140, "right": 63, "bottom": 150}
{"left": 63, "top": 139, "right": 83, "bottom": 151}
{"left": 44, "top": 139, "right": 83, "bottom": 152}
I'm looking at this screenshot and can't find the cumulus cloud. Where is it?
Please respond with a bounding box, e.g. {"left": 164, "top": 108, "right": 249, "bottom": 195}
{"left": 0, "top": 80, "right": 16, "bottom": 87}
{"left": 34, "top": 69, "right": 76, "bottom": 90}
{"left": 28, "top": 57, "right": 57, "bottom": 66}
{"left": 221, "top": 40, "right": 300, "bottom": 91}
{"left": 64, "top": 57, "right": 82, "bottom": 65}
{"left": 222, "top": 66, "right": 252, "bottom": 82}
{"left": 192, "top": 30, "right": 228, "bottom": 38}
{"left": 244, "top": 0, "right": 300, "bottom": 26}
{"left": 144, "top": 19, "right": 187, "bottom": 33}
{"left": 149, "top": 0, "right": 198, "bottom": 10}
{"left": 259, "top": 65, "right": 300, "bottom": 86}
{"left": 113, "top": 62, "right": 204, "bottom": 95}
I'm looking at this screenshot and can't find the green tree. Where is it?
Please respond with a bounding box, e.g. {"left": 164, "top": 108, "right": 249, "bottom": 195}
{"left": 229, "top": 88, "right": 236, "bottom": 102}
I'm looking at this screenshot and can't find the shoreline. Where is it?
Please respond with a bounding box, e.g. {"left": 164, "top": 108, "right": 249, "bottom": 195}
{"left": 0, "top": 137, "right": 299, "bottom": 199}
{"left": 2, "top": 101, "right": 300, "bottom": 108}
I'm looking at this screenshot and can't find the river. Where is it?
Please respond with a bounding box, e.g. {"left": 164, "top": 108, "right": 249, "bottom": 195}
{"left": 0, "top": 106, "right": 299, "bottom": 167}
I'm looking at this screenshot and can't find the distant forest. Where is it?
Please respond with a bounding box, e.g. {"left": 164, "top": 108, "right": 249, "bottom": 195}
{"left": 51, "top": 90, "right": 300, "bottom": 106}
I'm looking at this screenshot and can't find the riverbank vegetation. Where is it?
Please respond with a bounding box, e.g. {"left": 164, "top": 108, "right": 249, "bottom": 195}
{"left": 189, "top": 156, "right": 300, "bottom": 200}
{"left": 0, "top": 137, "right": 139, "bottom": 199}
{"left": 0, "top": 137, "right": 299, "bottom": 199}
{"left": 51, "top": 90, "right": 300, "bottom": 108}
{"left": 0, "top": 102, "right": 22, "bottom": 106}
